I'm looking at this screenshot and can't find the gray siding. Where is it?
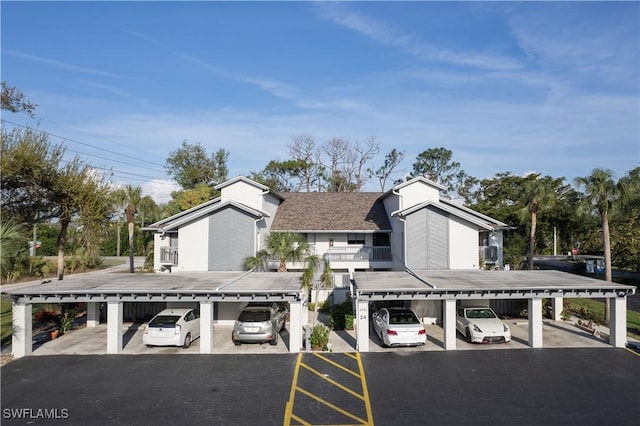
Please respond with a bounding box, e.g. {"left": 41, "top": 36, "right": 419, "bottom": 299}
{"left": 426, "top": 207, "right": 449, "bottom": 269}
{"left": 406, "top": 210, "right": 428, "bottom": 269}
{"left": 208, "top": 206, "right": 255, "bottom": 271}
{"left": 405, "top": 207, "right": 449, "bottom": 270}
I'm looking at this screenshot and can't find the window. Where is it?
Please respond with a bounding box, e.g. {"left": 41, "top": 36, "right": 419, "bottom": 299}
{"left": 347, "top": 233, "right": 365, "bottom": 245}
{"left": 373, "top": 233, "right": 390, "bottom": 247}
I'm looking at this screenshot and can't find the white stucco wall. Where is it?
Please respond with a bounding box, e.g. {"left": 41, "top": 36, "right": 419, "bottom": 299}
{"left": 448, "top": 216, "right": 480, "bottom": 269}
{"left": 220, "top": 180, "right": 265, "bottom": 210}
{"left": 176, "top": 218, "right": 209, "bottom": 271}
{"left": 396, "top": 180, "right": 440, "bottom": 207}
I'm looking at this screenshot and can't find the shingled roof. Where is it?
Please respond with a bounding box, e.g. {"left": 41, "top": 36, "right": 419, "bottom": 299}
{"left": 270, "top": 192, "right": 391, "bottom": 232}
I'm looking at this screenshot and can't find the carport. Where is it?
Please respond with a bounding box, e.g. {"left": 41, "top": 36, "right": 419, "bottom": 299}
{"left": 353, "top": 270, "right": 636, "bottom": 351}
{"left": 4, "top": 271, "right": 306, "bottom": 359}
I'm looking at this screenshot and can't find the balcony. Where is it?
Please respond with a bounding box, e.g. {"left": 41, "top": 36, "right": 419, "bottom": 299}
{"left": 479, "top": 246, "right": 498, "bottom": 264}
{"left": 160, "top": 246, "right": 179, "bottom": 265}
{"left": 325, "top": 246, "right": 392, "bottom": 269}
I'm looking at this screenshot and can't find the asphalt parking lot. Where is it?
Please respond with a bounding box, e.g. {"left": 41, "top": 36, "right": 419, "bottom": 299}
{"left": 2, "top": 349, "right": 638, "bottom": 425}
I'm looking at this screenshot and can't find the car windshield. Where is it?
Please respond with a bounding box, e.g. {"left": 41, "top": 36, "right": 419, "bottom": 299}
{"left": 389, "top": 311, "right": 419, "bottom": 324}
{"left": 465, "top": 309, "right": 497, "bottom": 319}
{"left": 238, "top": 310, "right": 270, "bottom": 322}
{"left": 148, "top": 315, "right": 180, "bottom": 327}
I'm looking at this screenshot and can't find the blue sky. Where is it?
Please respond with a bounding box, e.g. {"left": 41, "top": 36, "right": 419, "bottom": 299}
{"left": 2, "top": 1, "right": 638, "bottom": 202}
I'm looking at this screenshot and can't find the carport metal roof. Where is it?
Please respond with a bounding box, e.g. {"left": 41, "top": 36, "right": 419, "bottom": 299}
{"left": 1, "top": 271, "right": 306, "bottom": 304}
{"left": 353, "top": 270, "right": 636, "bottom": 301}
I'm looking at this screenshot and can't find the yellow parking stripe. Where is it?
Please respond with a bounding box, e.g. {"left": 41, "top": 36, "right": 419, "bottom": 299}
{"left": 295, "top": 386, "right": 369, "bottom": 425}
{"left": 625, "top": 347, "right": 640, "bottom": 357}
{"left": 355, "top": 353, "right": 374, "bottom": 425}
{"left": 284, "top": 352, "right": 374, "bottom": 426}
{"left": 312, "top": 353, "right": 362, "bottom": 378}
{"left": 283, "top": 353, "right": 303, "bottom": 425}
{"left": 299, "top": 362, "right": 366, "bottom": 400}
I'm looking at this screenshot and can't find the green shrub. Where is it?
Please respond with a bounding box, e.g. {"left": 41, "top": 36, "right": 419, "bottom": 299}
{"left": 329, "top": 297, "right": 354, "bottom": 330}
{"left": 309, "top": 324, "right": 330, "bottom": 351}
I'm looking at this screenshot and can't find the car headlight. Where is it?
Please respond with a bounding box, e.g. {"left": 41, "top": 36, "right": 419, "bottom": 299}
{"left": 473, "top": 324, "right": 482, "bottom": 332}
{"left": 503, "top": 324, "right": 509, "bottom": 332}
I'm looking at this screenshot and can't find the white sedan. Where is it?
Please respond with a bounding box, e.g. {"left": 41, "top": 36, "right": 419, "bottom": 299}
{"left": 456, "top": 307, "right": 510, "bottom": 344}
{"left": 143, "top": 308, "right": 200, "bottom": 348}
{"left": 372, "top": 307, "right": 427, "bottom": 347}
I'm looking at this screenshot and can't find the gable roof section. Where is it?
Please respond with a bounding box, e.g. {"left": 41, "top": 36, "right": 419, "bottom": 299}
{"left": 439, "top": 199, "right": 513, "bottom": 230}
{"left": 394, "top": 200, "right": 499, "bottom": 231}
{"left": 143, "top": 197, "right": 221, "bottom": 231}
{"left": 143, "top": 200, "right": 268, "bottom": 232}
{"left": 214, "top": 176, "right": 284, "bottom": 201}
{"left": 270, "top": 192, "right": 391, "bottom": 232}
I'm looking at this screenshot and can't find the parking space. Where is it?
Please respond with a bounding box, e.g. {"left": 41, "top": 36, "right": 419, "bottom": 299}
{"left": 28, "top": 316, "right": 615, "bottom": 358}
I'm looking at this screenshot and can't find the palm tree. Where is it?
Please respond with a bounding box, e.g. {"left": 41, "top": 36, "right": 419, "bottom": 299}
{"left": 0, "top": 219, "right": 26, "bottom": 279}
{"left": 519, "top": 174, "right": 557, "bottom": 270}
{"left": 243, "top": 231, "right": 311, "bottom": 272}
{"left": 123, "top": 185, "right": 142, "bottom": 273}
{"left": 575, "top": 169, "right": 626, "bottom": 321}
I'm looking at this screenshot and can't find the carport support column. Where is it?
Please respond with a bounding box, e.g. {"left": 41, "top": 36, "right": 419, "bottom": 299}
{"left": 443, "top": 299, "right": 457, "bottom": 350}
{"left": 551, "top": 297, "right": 563, "bottom": 321}
{"left": 106, "top": 301, "right": 123, "bottom": 354}
{"left": 12, "top": 302, "right": 32, "bottom": 358}
{"left": 609, "top": 297, "right": 627, "bottom": 348}
{"left": 356, "top": 298, "right": 369, "bottom": 352}
{"left": 528, "top": 298, "right": 543, "bottom": 348}
{"left": 200, "top": 302, "right": 214, "bottom": 354}
{"left": 289, "top": 300, "right": 302, "bottom": 353}
{"left": 87, "top": 302, "right": 100, "bottom": 327}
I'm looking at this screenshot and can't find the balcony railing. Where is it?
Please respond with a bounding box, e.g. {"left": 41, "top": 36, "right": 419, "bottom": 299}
{"left": 325, "top": 246, "right": 392, "bottom": 263}
{"left": 160, "top": 246, "right": 179, "bottom": 265}
{"left": 479, "top": 246, "right": 498, "bottom": 264}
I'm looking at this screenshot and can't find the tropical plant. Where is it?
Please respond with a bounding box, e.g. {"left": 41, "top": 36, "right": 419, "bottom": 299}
{"left": 309, "top": 324, "right": 331, "bottom": 351}
{"left": 518, "top": 174, "right": 559, "bottom": 270}
{"left": 575, "top": 168, "right": 626, "bottom": 321}
{"left": 0, "top": 219, "right": 26, "bottom": 279}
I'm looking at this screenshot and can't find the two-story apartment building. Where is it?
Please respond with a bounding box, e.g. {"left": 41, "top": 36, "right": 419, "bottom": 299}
{"left": 143, "top": 176, "right": 510, "bottom": 320}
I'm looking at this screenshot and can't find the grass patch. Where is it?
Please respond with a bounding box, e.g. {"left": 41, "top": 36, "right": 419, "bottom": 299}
{"left": 566, "top": 298, "right": 640, "bottom": 337}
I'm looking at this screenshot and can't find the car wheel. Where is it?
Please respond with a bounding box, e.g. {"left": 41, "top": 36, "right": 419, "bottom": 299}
{"left": 465, "top": 328, "right": 472, "bottom": 343}
{"left": 270, "top": 330, "right": 278, "bottom": 346}
{"left": 183, "top": 333, "right": 192, "bottom": 348}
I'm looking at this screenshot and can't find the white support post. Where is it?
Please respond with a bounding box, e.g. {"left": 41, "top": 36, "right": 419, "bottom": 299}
{"left": 288, "top": 300, "right": 302, "bottom": 353}
{"left": 551, "top": 297, "right": 563, "bottom": 321}
{"left": 199, "top": 302, "right": 214, "bottom": 354}
{"left": 106, "top": 301, "right": 123, "bottom": 354}
{"left": 86, "top": 302, "right": 100, "bottom": 327}
{"left": 610, "top": 297, "right": 627, "bottom": 348}
{"left": 355, "top": 298, "right": 369, "bottom": 352}
{"left": 528, "top": 298, "right": 543, "bottom": 348}
{"left": 12, "top": 302, "right": 32, "bottom": 358}
{"left": 443, "top": 299, "right": 457, "bottom": 351}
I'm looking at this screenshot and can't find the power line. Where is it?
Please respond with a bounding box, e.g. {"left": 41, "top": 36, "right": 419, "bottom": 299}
{"left": 1, "top": 119, "right": 167, "bottom": 170}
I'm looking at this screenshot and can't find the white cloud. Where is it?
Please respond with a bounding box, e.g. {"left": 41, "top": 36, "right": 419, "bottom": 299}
{"left": 141, "top": 179, "right": 181, "bottom": 204}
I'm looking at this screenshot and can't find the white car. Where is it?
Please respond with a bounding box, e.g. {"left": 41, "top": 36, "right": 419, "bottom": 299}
{"left": 456, "top": 307, "right": 510, "bottom": 344}
{"left": 372, "top": 307, "right": 427, "bottom": 347}
{"left": 143, "top": 308, "right": 200, "bottom": 348}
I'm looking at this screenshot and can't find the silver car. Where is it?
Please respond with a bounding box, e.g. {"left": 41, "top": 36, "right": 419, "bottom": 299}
{"left": 143, "top": 308, "right": 200, "bottom": 348}
{"left": 232, "top": 303, "right": 287, "bottom": 346}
